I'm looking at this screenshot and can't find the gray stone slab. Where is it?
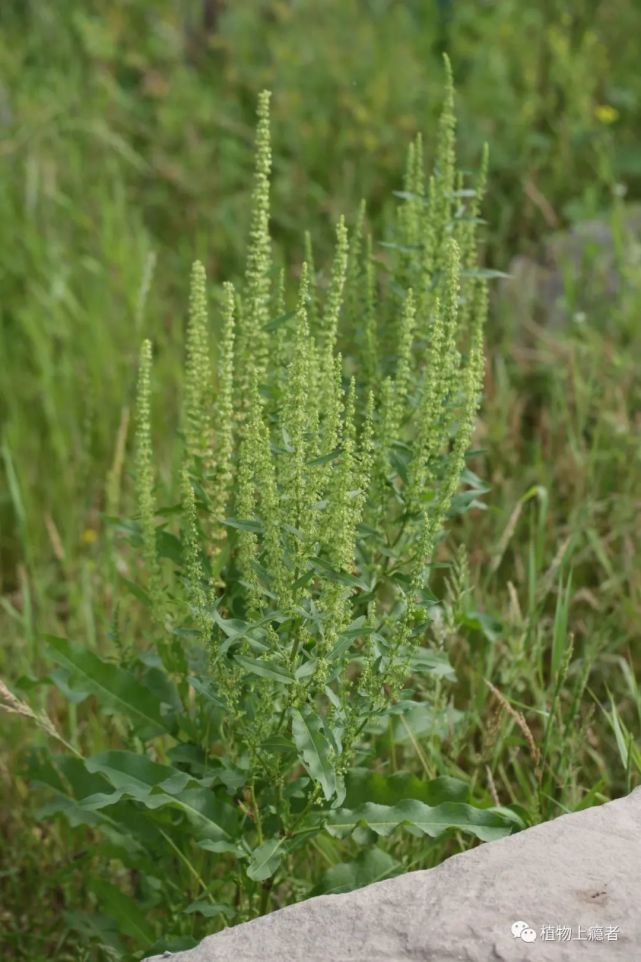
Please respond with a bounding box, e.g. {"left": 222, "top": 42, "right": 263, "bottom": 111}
{"left": 145, "top": 788, "right": 641, "bottom": 961}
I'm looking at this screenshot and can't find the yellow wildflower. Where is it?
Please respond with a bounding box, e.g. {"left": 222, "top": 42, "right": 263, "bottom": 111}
{"left": 595, "top": 104, "right": 619, "bottom": 124}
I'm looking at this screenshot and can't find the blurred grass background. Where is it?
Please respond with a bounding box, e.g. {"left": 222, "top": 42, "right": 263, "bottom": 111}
{"left": 1, "top": 1, "right": 641, "bottom": 959}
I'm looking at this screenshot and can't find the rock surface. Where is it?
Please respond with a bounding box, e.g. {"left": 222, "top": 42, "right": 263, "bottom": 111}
{"left": 145, "top": 788, "right": 641, "bottom": 962}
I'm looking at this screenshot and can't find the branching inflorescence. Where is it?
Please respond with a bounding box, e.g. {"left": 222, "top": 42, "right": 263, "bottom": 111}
{"left": 134, "top": 59, "right": 488, "bottom": 805}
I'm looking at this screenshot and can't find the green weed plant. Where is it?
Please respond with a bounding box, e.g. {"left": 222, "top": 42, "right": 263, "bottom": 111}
{"left": 30, "top": 73, "right": 524, "bottom": 956}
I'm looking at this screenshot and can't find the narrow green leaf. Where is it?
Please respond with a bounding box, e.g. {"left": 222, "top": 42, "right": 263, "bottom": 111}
{"left": 264, "top": 308, "right": 296, "bottom": 332}
{"left": 119, "top": 576, "right": 153, "bottom": 608}
{"left": 222, "top": 517, "right": 264, "bottom": 533}
{"left": 307, "top": 447, "right": 342, "bottom": 467}
{"left": 461, "top": 268, "right": 511, "bottom": 279}
{"left": 234, "top": 654, "right": 295, "bottom": 684}
{"left": 312, "top": 558, "right": 369, "bottom": 590}
{"left": 291, "top": 707, "right": 336, "bottom": 800}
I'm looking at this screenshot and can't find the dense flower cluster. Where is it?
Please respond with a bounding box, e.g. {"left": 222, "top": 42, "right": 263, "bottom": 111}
{"left": 135, "top": 60, "right": 488, "bottom": 801}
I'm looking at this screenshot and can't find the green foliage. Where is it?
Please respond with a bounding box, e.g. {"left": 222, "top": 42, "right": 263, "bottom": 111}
{"left": 2, "top": 5, "right": 641, "bottom": 961}
{"left": 28, "top": 77, "right": 524, "bottom": 957}
{"left": 3, "top": 0, "right": 641, "bottom": 576}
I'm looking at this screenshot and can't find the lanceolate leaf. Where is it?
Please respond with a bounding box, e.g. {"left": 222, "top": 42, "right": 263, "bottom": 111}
{"left": 234, "top": 655, "right": 295, "bottom": 684}
{"left": 246, "top": 837, "right": 287, "bottom": 881}
{"left": 46, "top": 636, "right": 171, "bottom": 737}
{"left": 291, "top": 707, "right": 336, "bottom": 800}
{"left": 323, "top": 799, "right": 524, "bottom": 842}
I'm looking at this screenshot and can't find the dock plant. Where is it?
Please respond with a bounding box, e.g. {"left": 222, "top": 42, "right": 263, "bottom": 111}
{"left": 35, "top": 65, "right": 523, "bottom": 949}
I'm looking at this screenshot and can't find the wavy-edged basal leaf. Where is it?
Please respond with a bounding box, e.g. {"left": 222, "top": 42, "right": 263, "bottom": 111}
{"left": 324, "top": 799, "right": 524, "bottom": 842}
{"left": 83, "top": 752, "right": 239, "bottom": 842}
{"left": 459, "top": 610, "right": 502, "bottom": 643}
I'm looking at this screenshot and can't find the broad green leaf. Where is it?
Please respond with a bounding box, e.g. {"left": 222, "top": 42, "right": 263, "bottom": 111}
{"left": 48, "top": 667, "right": 91, "bottom": 704}
{"left": 344, "top": 769, "right": 469, "bottom": 808}
{"left": 320, "top": 846, "right": 400, "bottom": 895}
{"left": 246, "top": 837, "right": 286, "bottom": 881}
{"left": 459, "top": 610, "right": 502, "bottom": 643}
{"left": 410, "top": 647, "right": 456, "bottom": 679}
{"left": 291, "top": 707, "right": 336, "bottom": 800}
{"left": 142, "top": 786, "right": 239, "bottom": 842}
{"left": 85, "top": 750, "right": 192, "bottom": 800}
{"left": 212, "top": 608, "right": 287, "bottom": 652}
{"left": 156, "top": 529, "right": 183, "bottom": 564}
{"left": 83, "top": 752, "right": 239, "bottom": 842}
{"left": 145, "top": 935, "right": 198, "bottom": 956}
{"left": 324, "top": 799, "right": 524, "bottom": 842}
{"left": 47, "top": 636, "right": 170, "bottom": 737}
{"left": 185, "top": 901, "right": 236, "bottom": 921}
{"left": 260, "top": 734, "right": 297, "bottom": 756}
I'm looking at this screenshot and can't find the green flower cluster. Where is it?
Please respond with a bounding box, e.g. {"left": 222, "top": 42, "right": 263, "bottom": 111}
{"left": 134, "top": 60, "right": 488, "bottom": 806}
